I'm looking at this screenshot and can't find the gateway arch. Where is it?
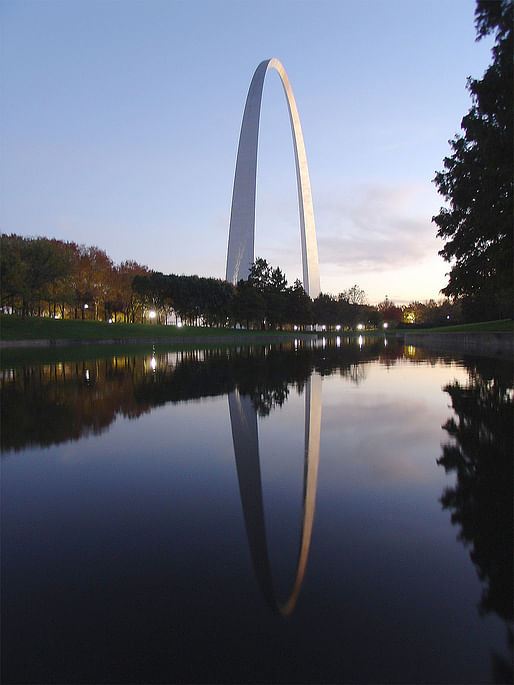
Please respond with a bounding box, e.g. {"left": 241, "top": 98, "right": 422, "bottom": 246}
{"left": 228, "top": 373, "right": 322, "bottom": 615}
{"left": 226, "top": 58, "right": 321, "bottom": 298}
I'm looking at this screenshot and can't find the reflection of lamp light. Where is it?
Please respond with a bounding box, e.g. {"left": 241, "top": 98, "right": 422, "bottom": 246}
{"left": 150, "top": 356, "right": 156, "bottom": 370}
{"left": 358, "top": 335, "right": 364, "bottom": 348}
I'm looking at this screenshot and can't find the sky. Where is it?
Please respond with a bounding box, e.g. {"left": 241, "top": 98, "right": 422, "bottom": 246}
{"left": 1, "top": 0, "right": 495, "bottom": 305}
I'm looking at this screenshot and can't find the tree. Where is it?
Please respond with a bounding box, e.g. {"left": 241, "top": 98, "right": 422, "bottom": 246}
{"left": 246, "top": 258, "right": 290, "bottom": 329}
{"left": 340, "top": 284, "right": 367, "bottom": 306}
{"left": 286, "top": 279, "right": 313, "bottom": 328}
{"left": 312, "top": 293, "right": 338, "bottom": 328}
{"left": 113, "top": 260, "right": 150, "bottom": 323}
{"left": 2, "top": 236, "right": 75, "bottom": 317}
{"left": 231, "top": 279, "right": 265, "bottom": 329}
{"left": 377, "top": 297, "right": 403, "bottom": 326}
{"left": 1, "top": 235, "right": 25, "bottom": 312}
{"left": 247, "top": 257, "right": 272, "bottom": 293}
{"left": 432, "top": 0, "right": 513, "bottom": 321}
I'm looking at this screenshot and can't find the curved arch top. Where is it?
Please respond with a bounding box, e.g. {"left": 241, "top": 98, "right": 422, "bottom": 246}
{"left": 226, "top": 58, "right": 321, "bottom": 298}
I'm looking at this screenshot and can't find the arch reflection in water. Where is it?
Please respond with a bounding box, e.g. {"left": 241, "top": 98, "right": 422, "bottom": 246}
{"left": 228, "top": 373, "right": 322, "bottom": 615}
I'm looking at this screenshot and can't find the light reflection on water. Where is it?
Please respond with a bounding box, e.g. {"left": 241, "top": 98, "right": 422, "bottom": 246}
{"left": 1, "top": 339, "right": 512, "bottom": 684}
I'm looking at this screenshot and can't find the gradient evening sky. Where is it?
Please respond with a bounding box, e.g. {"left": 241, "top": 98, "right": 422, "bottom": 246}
{"left": 1, "top": 0, "right": 494, "bottom": 304}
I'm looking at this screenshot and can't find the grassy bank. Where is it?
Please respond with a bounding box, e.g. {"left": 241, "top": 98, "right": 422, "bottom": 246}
{"left": 328, "top": 319, "right": 513, "bottom": 337}
{"left": 0, "top": 314, "right": 308, "bottom": 342}
{"left": 395, "top": 319, "right": 513, "bottom": 333}
{"left": 0, "top": 315, "right": 227, "bottom": 341}
{"left": 1, "top": 314, "right": 512, "bottom": 343}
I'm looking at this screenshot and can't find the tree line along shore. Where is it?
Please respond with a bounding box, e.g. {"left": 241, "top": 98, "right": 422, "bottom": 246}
{"left": 2, "top": 234, "right": 469, "bottom": 332}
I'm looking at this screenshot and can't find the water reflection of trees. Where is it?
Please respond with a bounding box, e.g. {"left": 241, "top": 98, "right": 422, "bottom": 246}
{"left": 438, "top": 357, "right": 513, "bottom": 683}
{"left": 1, "top": 338, "right": 437, "bottom": 453}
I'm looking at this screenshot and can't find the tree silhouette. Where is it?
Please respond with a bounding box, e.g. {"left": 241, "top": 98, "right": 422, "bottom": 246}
{"left": 438, "top": 357, "right": 513, "bottom": 682}
{"left": 433, "top": 1, "right": 513, "bottom": 321}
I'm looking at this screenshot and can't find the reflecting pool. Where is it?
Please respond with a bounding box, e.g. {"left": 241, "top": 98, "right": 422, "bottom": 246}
{"left": 1, "top": 338, "right": 512, "bottom": 683}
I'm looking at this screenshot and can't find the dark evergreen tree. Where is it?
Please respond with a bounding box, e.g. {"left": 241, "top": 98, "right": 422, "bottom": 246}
{"left": 432, "top": 0, "right": 513, "bottom": 321}
{"left": 287, "top": 279, "right": 313, "bottom": 328}
{"left": 231, "top": 279, "right": 266, "bottom": 329}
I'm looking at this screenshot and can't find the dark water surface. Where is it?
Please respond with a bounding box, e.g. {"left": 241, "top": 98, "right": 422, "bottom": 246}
{"left": 1, "top": 339, "right": 512, "bottom": 684}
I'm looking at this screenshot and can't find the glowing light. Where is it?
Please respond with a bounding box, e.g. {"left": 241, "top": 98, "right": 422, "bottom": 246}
{"left": 336, "top": 336, "right": 341, "bottom": 347}
{"left": 83, "top": 303, "right": 88, "bottom": 309}
{"left": 294, "top": 325, "right": 298, "bottom": 331}
{"left": 357, "top": 323, "right": 364, "bottom": 330}
{"left": 383, "top": 322, "right": 389, "bottom": 329}
{"left": 149, "top": 310, "right": 156, "bottom": 319}
{"left": 177, "top": 321, "right": 182, "bottom": 328}
{"left": 150, "top": 356, "right": 156, "bottom": 370}
{"left": 358, "top": 335, "right": 364, "bottom": 348}
{"left": 335, "top": 324, "right": 341, "bottom": 331}
{"left": 85, "top": 369, "right": 90, "bottom": 381}
{"left": 108, "top": 318, "right": 112, "bottom": 324}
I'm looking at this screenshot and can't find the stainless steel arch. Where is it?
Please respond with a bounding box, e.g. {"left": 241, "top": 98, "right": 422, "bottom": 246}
{"left": 228, "top": 372, "right": 322, "bottom": 615}
{"left": 226, "top": 58, "right": 321, "bottom": 298}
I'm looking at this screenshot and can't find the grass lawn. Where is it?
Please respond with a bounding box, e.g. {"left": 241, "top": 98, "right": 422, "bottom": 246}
{"left": 1, "top": 314, "right": 512, "bottom": 342}
{"left": 0, "top": 314, "right": 305, "bottom": 341}
{"left": 332, "top": 319, "right": 513, "bottom": 336}
{"left": 398, "top": 319, "right": 513, "bottom": 333}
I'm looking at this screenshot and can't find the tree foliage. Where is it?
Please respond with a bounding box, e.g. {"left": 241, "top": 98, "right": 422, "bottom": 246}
{"left": 1, "top": 234, "right": 149, "bottom": 321}
{"left": 2, "top": 234, "right": 463, "bottom": 330}
{"left": 432, "top": 0, "right": 513, "bottom": 321}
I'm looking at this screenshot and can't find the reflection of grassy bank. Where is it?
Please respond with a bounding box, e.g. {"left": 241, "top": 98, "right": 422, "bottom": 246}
{"left": 0, "top": 339, "right": 312, "bottom": 368}
{"left": 1, "top": 339, "right": 408, "bottom": 452}
{"left": 1, "top": 342, "right": 181, "bottom": 367}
